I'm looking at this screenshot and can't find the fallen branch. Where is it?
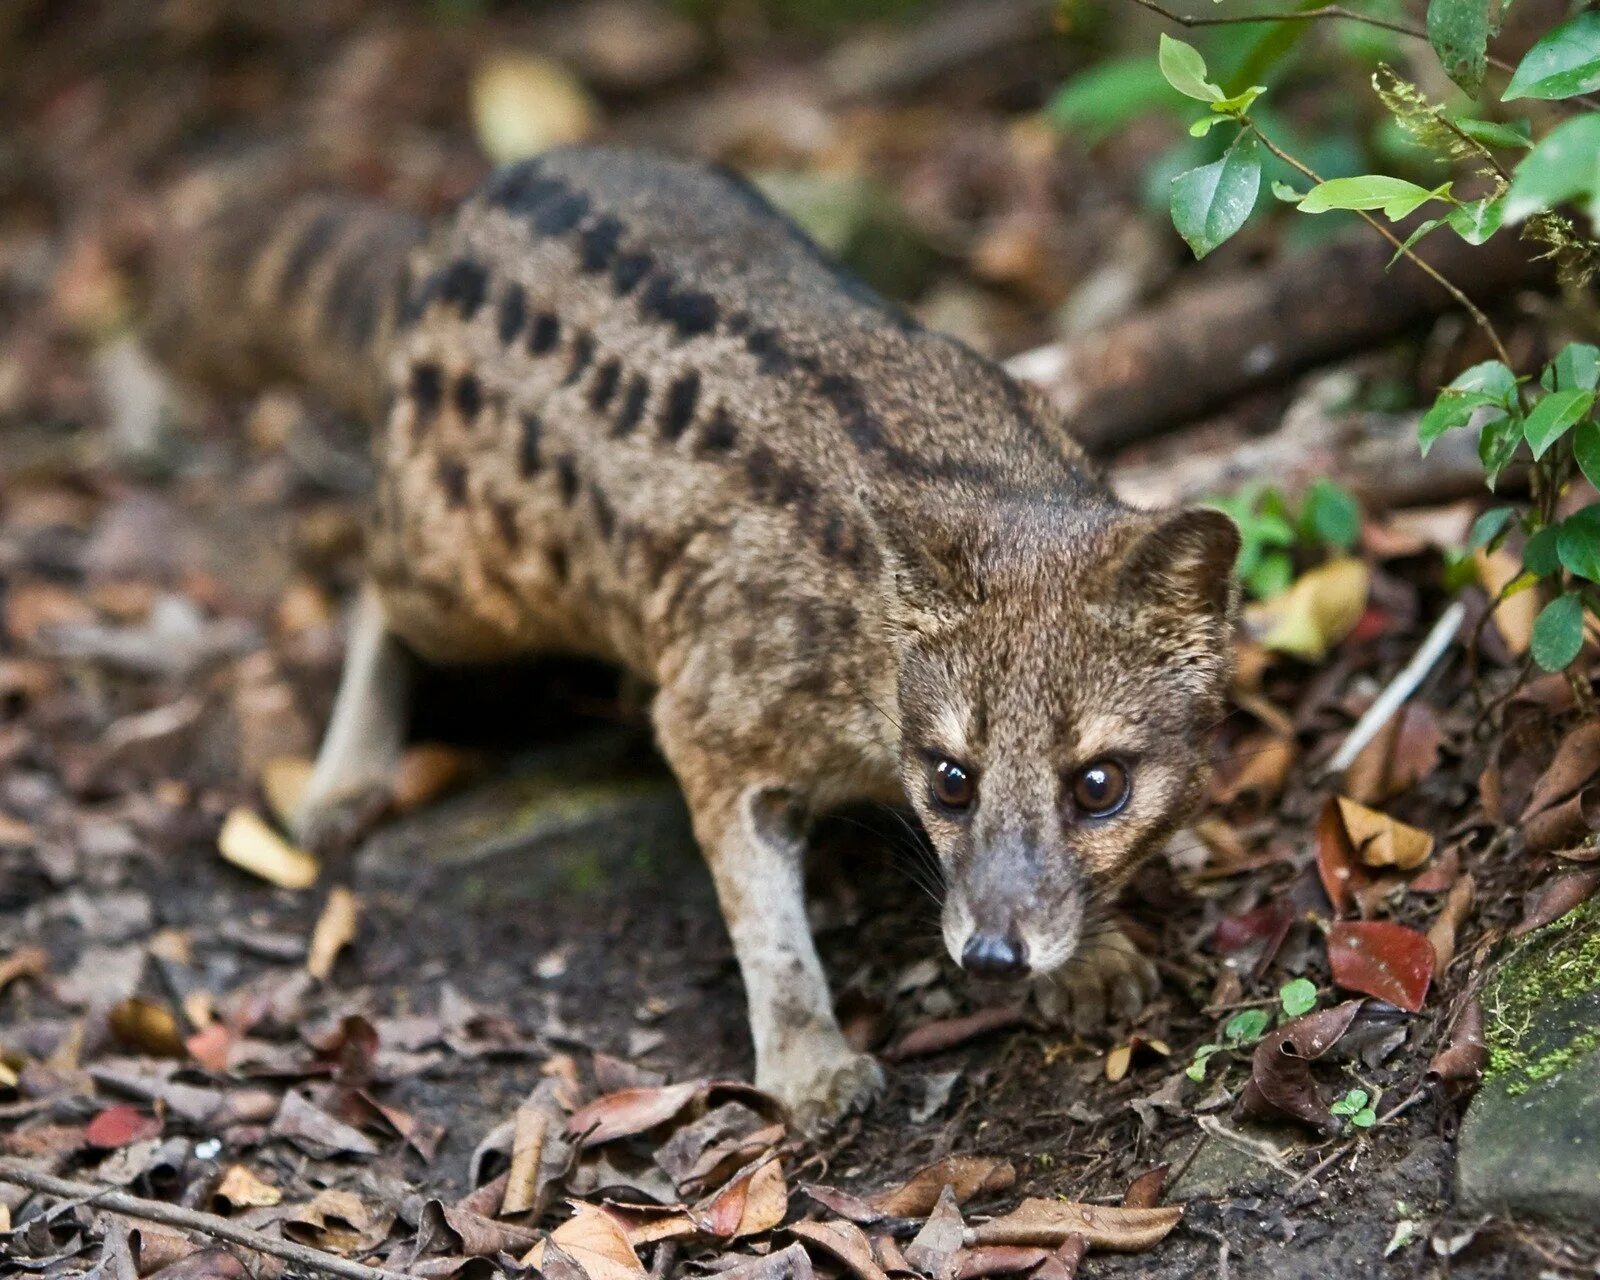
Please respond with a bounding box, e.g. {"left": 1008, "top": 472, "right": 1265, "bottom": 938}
{"left": 0, "top": 1159, "right": 412, "bottom": 1280}
{"left": 1326, "top": 602, "right": 1467, "bottom": 775}
{"left": 1008, "top": 229, "right": 1542, "bottom": 454}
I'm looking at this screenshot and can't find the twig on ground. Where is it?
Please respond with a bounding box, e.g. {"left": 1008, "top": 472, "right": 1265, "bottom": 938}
{"left": 1195, "top": 1117, "right": 1296, "bottom": 1175}
{"left": 1284, "top": 1139, "right": 1357, "bottom": 1195}
{"left": 0, "top": 1160, "right": 412, "bottom": 1280}
{"left": 1326, "top": 601, "right": 1467, "bottom": 775}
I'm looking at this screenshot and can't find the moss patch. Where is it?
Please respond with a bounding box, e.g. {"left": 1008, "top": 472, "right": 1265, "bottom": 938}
{"left": 1483, "top": 895, "right": 1600, "bottom": 1096}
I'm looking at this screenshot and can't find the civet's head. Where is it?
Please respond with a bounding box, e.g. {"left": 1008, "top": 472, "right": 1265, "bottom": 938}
{"left": 889, "top": 502, "right": 1239, "bottom": 979}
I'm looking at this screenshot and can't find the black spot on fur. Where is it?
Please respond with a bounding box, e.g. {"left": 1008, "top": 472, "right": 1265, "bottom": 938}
{"left": 589, "top": 358, "right": 621, "bottom": 413}
{"left": 816, "top": 373, "right": 884, "bottom": 451}
{"left": 534, "top": 190, "right": 591, "bottom": 236}
{"left": 438, "top": 258, "right": 489, "bottom": 320}
{"left": 493, "top": 500, "right": 521, "bottom": 549}
{"left": 743, "top": 443, "right": 777, "bottom": 499}
{"left": 409, "top": 362, "right": 443, "bottom": 428}
{"left": 497, "top": 283, "right": 527, "bottom": 344}
{"left": 518, "top": 412, "right": 542, "bottom": 476}
{"left": 640, "top": 274, "right": 719, "bottom": 339}
{"left": 548, "top": 546, "right": 568, "bottom": 582}
{"left": 437, "top": 456, "right": 468, "bottom": 506}
{"left": 529, "top": 311, "right": 560, "bottom": 354}
{"left": 452, "top": 372, "right": 483, "bottom": 421}
{"left": 590, "top": 486, "right": 616, "bottom": 541}
{"left": 611, "top": 251, "right": 653, "bottom": 296}
{"left": 699, "top": 406, "right": 737, "bottom": 453}
{"left": 556, "top": 456, "right": 579, "bottom": 504}
{"left": 660, "top": 371, "right": 700, "bottom": 441}
{"left": 579, "top": 216, "right": 623, "bottom": 272}
{"left": 615, "top": 374, "right": 649, "bottom": 435}
{"left": 565, "top": 331, "right": 594, "bottom": 384}
{"left": 278, "top": 208, "right": 341, "bottom": 301}
{"left": 744, "top": 327, "right": 792, "bottom": 376}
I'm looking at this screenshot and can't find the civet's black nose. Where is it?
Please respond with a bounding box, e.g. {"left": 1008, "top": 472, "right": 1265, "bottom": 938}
{"left": 961, "top": 931, "right": 1029, "bottom": 979}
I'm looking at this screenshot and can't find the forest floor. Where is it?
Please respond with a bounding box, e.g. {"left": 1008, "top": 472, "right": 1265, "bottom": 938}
{"left": 3, "top": 2, "right": 1600, "bottom": 1278}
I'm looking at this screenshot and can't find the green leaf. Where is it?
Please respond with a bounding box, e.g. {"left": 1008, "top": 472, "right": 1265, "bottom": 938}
{"left": 1170, "top": 131, "right": 1263, "bottom": 260}
{"left": 1523, "top": 387, "right": 1595, "bottom": 459}
{"left": 1159, "top": 33, "right": 1224, "bottom": 103}
{"left": 1467, "top": 506, "right": 1515, "bottom": 550}
{"left": 1279, "top": 977, "right": 1318, "bottom": 1018}
{"left": 1211, "top": 84, "right": 1268, "bottom": 114}
{"left": 1446, "top": 195, "right": 1504, "bottom": 245}
{"left": 1186, "top": 1043, "right": 1222, "bottom": 1082}
{"left": 1352, "top": 1107, "right": 1377, "bottom": 1128}
{"left": 1479, "top": 413, "right": 1522, "bottom": 489}
{"left": 1249, "top": 550, "right": 1295, "bottom": 599}
{"left": 1224, "top": 1009, "right": 1271, "bottom": 1044}
{"left": 1301, "top": 479, "right": 1361, "bottom": 550}
{"left": 1428, "top": 0, "right": 1504, "bottom": 96}
{"left": 1190, "top": 114, "right": 1234, "bottom": 138}
{"left": 1046, "top": 57, "right": 1185, "bottom": 140}
{"left": 1524, "top": 524, "right": 1561, "bottom": 577}
{"left": 1532, "top": 593, "right": 1586, "bottom": 672}
{"left": 1331, "top": 1087, "right": 1370, "bottom": 1117}
{"left": 1453, "top": 116, "right": 1532, "bottom": 150}
{"left": 1418, "top": 360, "right": 1518, "bottom": 454}
{"left": 1502, "top": 115, "right": 1600, "bottom": 225}
{"left": 1504, "top": 10, "right": 1600, "bottom": 101}
{"left": 1544, "top": 342, "right": 1600, "bottom": 393}
{"left": 1557, "top": 507, "right": 1600, "bottom": 582}
{"left": 1575, "top": 421, "right": 1600, "bottom": 490}
{"left": 1298, "top": 175, "right": 1448, "bottom": 219}
{"left": 1271, "top": 180, "right": 1304, "bottom": 203}
{"left": 1389, "top": 216, "right": 1447, "bottom": 267}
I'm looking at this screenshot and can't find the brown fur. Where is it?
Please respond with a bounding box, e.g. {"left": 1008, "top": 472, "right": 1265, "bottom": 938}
{"left": 151, "top": 146, "right": 1239, "bottom": 1127}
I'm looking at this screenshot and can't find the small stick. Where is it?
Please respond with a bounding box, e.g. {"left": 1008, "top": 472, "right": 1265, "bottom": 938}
{"left": 0, "top": 1159, "right": 411, "bottom": 1280}
{"left": 1325, "top": 601, "right": 1467, "bottom": 775}
{"left": 1284, "top": 1139, "right": 1356, "bottom": 1195}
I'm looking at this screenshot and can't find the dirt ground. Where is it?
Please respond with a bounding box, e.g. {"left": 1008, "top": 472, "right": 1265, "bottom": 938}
{"left": 5, "top": 2, "right": 1600, "bottom": 1278}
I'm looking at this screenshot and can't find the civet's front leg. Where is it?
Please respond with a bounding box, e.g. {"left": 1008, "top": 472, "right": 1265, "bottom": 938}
{"left": 654, "top": 695, "right": 883, "bottom": 1131}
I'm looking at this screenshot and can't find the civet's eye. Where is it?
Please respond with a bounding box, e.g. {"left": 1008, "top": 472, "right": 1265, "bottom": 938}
{"left": 1072, "top": 759, "right": 1130, "bottom": 818}
{"left": 930, "top": 759, "right": 977, "bottom": 812}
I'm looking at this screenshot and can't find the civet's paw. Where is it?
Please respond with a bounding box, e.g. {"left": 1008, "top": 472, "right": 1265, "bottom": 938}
{"left": 763, "top": 1046, "right": 885, "bottom": 1135}
{"left": 290, "top": 783, "right": 392, "bottom": 856}
{"left": 1032, "top": 927, "right": 1161, "bottom": 1035}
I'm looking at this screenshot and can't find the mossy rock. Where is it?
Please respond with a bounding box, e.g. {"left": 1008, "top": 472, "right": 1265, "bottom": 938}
{"left": 1456, "top": 895, "right": 1600, "bottom": 1223}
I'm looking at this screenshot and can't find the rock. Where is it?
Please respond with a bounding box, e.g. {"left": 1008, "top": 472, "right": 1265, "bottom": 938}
{"left": 1167, "top": 1120, "right": 1295, "bottom": 1200}
{"left": 1456, "top": 896, "right": 1600, "bottom": 1224}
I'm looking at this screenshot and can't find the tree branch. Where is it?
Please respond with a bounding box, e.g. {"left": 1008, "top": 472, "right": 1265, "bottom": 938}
{"left": 0, "top": 1159, "right": 413, "bottom": 1280}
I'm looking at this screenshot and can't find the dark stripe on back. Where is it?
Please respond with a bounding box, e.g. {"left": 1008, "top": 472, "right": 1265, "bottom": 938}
{"left": 579, "top": 216, "right": 623, "bottom": 272}
{"left": 615, "top": 374, "right": 649, "bottom": 435}
{"left": 529, "top": 312, "right": 560, "bottom": 354}
{"left": 438, "top": 258, "right": 489, "bottom": 320}
{"left": 640, "top": 273, "right": 718, "bottom": 339}
{"left": 409, "top": 362, "right": 443, "bottom": 429}
{"left": 589, "top": 358, "right": 621, "bottom": 412}
{"left": 437, "top": 456, "right": 468, "bottom": 506}
{"left": 519, "top": 412, "right": 542, "bottom": 476}
{"left": 497, "top": 283, "right": 527, "bottom": 344}
{"left": 452, "top": 372, "right": 483, "bottom": 421}
{"left": 564, "top": 330, "right": 594, "bottom": 384}
{"left": 660, "top": 371, "right": 700, "bottom": 441}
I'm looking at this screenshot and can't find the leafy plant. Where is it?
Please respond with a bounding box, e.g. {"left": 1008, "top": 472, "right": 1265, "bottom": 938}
{"left": 1154, "top": 16, "right": 1600, "bottom": 671}
{"left": 1209, "top": 480, "right": 1361, "bottom": 600}
{"left": 1331, "top": 1085, "right": 1378, "bottom": 1127}
{"left": 1279, "top": 977, "right": 1319, "bottom": 1018}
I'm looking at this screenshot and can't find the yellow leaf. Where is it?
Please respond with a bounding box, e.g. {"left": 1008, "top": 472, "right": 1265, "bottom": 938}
{"left": 1253, "top": 557, "right": 1369, "bottom": 661}
{"left": 261, "top": 756, "right": 313, "bottom": 828}
{"left": 1335, "top": 796, "right": 1434, "bottom": 870}
{"left": 471, "top": 55, "right": 597, "bottom": 165}
{"left": 218, "top": 807, "right": 319, "bottom": 890}
{"left": 1474, "top": 547, "right": 1537, "bottom": 655}
{"left": 306, "top": 887, "right": 360, "bottom": 980}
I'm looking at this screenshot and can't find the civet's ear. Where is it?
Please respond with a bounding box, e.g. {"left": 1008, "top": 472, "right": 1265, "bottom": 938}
{"left": 1116, "top": 507, "right": 1241, "bottom": 620}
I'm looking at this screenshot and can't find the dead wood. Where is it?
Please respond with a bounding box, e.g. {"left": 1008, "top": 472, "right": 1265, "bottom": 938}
{"left": 1008, "top": 229, "right": 1543, "bottom": 453}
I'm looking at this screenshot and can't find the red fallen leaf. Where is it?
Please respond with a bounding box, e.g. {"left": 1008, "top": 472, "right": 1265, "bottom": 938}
{"left": 1209, "top": 901, "right": 1293, "bottom": 955}
{"left": 1313, "top": 798, "right": 1372, "bottom": 917}
{"left": 85, "top": 1104, "right": 162, "bottom": 1149}
{"left": 186, "top": 1023, "right": 232, "bottom": 1073}
{"left": 869, "top": 1156, "right": 1015, "bottom": 1216}
{"left": 1327, "top": 921, "right": 1434, "bottom": 1012}
{"left": 1238, "top": 1001, "right": 1363, "bottom": 1132}
{"left": 956, "top": 1247, "right": 1048, "bottom": 1279}
{"left": 566, "top": 1081, "right": 701, "bottom": 1145}
{"left": 1428, "top": 998, "right": 1487, "bottom": 1083}
{"left": 1120, "top": 1165, "right": 1168, "bottom": 1210}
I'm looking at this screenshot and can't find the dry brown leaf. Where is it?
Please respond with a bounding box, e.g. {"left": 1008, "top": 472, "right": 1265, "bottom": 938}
{"left": 1314, "top": 797, "right": 1372, "bottom": 916}
{"left": 955, "top": 1247, "right": 1048, "bottom": 1279}
{"left": 1336, "top": 796, "right": 1433, "bottom": 871}
{"left": 306, "top": 886, "right": 359, "bottom": 981}
{"left": 1342, "top": 704, "right": 1443, "bottom": 804}
{"left": 1251, "top": 557, "right": 1369, "bottom": 661}
{"left": 1524, "top": 721, "right": 1600, "bottom": 817}
{"left": 392, "top": 743, "right": 473, "bottom": 813}
{"left": 1426, "top": 873, "right": 1475, "bottom": 980}
{"left": 905, "top": 1185, "right": 963, "bottom": 1280}
{"left": 271, "top": 1089, "right": 379, "bottom": 1157}
{"left": 567, "top": 1081, "right": 701, "bottom": 1145}
{"left": 501, "top": 1102, "right": 549, "bottom": 1216}
{"left": 543, "top": 1204, "right": 647, "bottom": 1280}
{"left": 1476, "top": 547, "right": 1537, "bottom": 654}
{"left": 789, "top": 1219, "right": 890, "bottom": 1280}
{"left": 108, "top": 997, "right": 186, "bottom": 1057}
{"left": 870, "top": 1156, "right": 1015, "bottom": 1217}
{"left": 1212, "top": 733, "right": 1295, "bottom": 805}
{"left": 213, "top": 1164, "right": 282, "bottom": 1210}
{"left": 218, "top": 807, "right": 318, "bottom": 890}
{"left": 1514, "top": 869, "right": 1600, "bottom": 936}
{"left": 1428, "top": 998, "right": 1487, "bottom": 1082}
{"left": 260, "top": 756, "right": 312, "bottom": 827}
{"left": 965, "top": 1199, "right": 1182, "bottom": 1252}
